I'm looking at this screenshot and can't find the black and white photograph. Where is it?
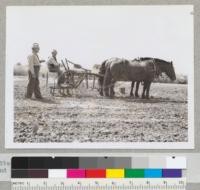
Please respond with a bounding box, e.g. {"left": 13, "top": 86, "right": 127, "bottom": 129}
{"left": 5, "top": 5, "right": 194, "bottom": 148}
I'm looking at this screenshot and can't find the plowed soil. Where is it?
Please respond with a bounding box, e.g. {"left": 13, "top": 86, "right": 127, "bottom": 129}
{"left": 14, "top": 76, "right": 188, "bottom": 143}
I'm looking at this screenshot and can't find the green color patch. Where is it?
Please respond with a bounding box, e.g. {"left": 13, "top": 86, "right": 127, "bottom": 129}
{"left": 125, "top": 169, "right": 145, "bottom": 178}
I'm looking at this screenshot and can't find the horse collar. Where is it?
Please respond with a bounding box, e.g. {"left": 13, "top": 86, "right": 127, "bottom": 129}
{"left": 153, "top": 60, "right": 161, "bottom": 77}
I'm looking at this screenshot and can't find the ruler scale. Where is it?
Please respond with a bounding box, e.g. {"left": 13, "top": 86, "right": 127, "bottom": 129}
{"left": 11, "top": 178, "right": 186, "bottom": 190}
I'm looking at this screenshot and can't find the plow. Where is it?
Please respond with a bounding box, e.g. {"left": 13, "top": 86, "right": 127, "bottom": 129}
{"left": 46, "top": 58, "right": 103, "bottom": 96}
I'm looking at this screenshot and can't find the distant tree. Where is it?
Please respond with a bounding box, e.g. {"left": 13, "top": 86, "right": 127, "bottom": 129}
{"left": 14, "top": 63, "right": 27, "bottom": 76}
{"left": 154, "top": 73, "right": 187, "bottom": 84}
{"left": 175, "top": 74, "right": 187, "bottom": 84}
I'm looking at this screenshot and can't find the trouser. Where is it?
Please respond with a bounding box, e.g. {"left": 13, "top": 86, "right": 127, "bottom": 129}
{"left": 26, "top": 66, "right": 42, "bottom": 98}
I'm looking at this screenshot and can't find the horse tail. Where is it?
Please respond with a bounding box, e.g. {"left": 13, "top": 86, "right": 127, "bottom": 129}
{"left": 99, "top": 60, "right": 107, "bottom": 74}
{"left": 98, "top": 59, "right": 107, "bottom": 86}
{"left": 103, "top": 63, "right": 112, "bottom": 96}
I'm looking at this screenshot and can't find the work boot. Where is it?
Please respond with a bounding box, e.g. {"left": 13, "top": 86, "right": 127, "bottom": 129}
{"left": 35, "top": 96, "right": 43, "bottom": 99}
{"left": 25, "top": 94, "right": 32, "bottom": 99}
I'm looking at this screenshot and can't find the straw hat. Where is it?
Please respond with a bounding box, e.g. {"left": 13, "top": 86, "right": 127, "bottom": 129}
{"left": 32, "top": 43, "right": 40, "bottom": 49}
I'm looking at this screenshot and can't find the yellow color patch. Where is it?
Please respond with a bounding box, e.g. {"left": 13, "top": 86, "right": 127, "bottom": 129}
{"left": 106, "top": 169, "right": 124, "bottom": 178}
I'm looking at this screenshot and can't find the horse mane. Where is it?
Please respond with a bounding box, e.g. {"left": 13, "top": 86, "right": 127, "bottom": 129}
{"left": 136, "top": 57, "right": 171, "bottom": 65}
{"left": 153, "top": 58, "right": 171, "bottom": 65}
{"left": 138, "top": 57, "right": 153, "bottom": 61}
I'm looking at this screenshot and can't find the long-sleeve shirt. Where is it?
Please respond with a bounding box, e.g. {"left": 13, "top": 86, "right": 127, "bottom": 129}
{"left": 27, "top": 53, "right": 40, "bottom": 75}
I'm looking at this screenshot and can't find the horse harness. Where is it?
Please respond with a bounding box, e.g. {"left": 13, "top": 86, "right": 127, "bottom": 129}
{"left": 152, "top": 59, "right": 161, "bottom": 78}
{"left": 146, "top": 59, "right": 161, "bottom": 79}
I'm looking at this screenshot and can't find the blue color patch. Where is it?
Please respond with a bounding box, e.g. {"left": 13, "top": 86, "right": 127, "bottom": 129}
{"left": 144, "top": 169, "right": 162, "bottom": 178}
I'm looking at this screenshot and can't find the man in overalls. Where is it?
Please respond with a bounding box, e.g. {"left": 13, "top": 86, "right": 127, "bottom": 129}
{"left": 25, "top": 43, "right": 45, "bottom": 99}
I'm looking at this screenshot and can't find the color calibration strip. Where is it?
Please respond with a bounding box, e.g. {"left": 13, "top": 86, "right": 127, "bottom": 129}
{"left": 12, "top": 168, "right": 183, "bottom": 178}
{"left": 11, "top": 157, "right": 186, "bottom": 179}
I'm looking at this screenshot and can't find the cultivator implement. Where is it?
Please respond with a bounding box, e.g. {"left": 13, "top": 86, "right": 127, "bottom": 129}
{"left": 46, "top": 58, "right": 102, "bottom": 96}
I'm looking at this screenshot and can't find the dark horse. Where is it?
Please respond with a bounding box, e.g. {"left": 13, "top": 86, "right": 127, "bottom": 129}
{"left": 98, "top": 57, "right": 176, "bottom": 98}
{"left": 129, "top": 57, "right": 176, "bottom": 98}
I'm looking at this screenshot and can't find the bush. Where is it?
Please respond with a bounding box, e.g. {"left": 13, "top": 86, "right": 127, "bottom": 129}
{"left": 154, "top": 73, "right": 187, "bottom": 84}
{"left": 14, "top": 64, "right": 27, "bottom": 76}
{"left": 175, "top": 74, "right": 188, "bottom": 84}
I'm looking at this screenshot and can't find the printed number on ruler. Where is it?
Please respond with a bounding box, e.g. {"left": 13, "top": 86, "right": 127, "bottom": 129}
{"left": 11, "top": 178, "right": 186, "bottom": 190}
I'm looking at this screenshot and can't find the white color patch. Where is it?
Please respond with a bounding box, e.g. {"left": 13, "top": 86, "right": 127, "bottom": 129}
{"left": 48, "top": 169, "right": 66, "bottom": 178}
{"left": 166, "top": 157, "right": 187, "bottom": 169}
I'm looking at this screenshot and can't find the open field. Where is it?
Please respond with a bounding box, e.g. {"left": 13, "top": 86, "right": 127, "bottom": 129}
{"left": 14, "top": 76, "right": 188, "bottom": 143}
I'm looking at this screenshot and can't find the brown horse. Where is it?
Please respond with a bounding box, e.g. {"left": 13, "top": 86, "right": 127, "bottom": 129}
{"left": 130, "top": 81, "right": 140, "bottom": 97}
{"left": 99, "top": 57, "right": 176, "bottom": 98}
{"left": 130, "top": 57, "right": 176, "bottom": 98}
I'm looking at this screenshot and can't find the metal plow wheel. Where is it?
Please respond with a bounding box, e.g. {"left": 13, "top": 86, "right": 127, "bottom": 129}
{"left": 47, "top": 58, "right": 103, "bottom": 97}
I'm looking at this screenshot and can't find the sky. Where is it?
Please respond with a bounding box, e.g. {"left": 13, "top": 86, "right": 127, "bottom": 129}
{"left": 6, "top": 5, "right": 193, "bottom": 75}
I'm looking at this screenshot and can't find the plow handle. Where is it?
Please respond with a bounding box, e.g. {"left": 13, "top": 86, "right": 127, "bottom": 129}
{"left": 65, "top": 58, "right": 89, "bottom": 72}
{"left": 65, "top": 58, "right": 70, "bottom": 70}
{"left": 61, "top": 60, "right": 68, "bottom": 71}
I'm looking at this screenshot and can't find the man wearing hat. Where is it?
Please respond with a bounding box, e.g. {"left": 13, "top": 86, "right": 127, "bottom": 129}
{"left": 25, "top": 43, "right": 45, "bottom": 99}
{"left": 47, "top": 49, "right": 64, "bottom": 85}
{"left": 47, "top": 49, "right": 61, "bottom": 73}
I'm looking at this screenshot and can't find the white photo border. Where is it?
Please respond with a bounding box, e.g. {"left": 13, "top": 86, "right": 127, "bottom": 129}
{"left": 5, "top": 5, "right": 194, "bottom": 149}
